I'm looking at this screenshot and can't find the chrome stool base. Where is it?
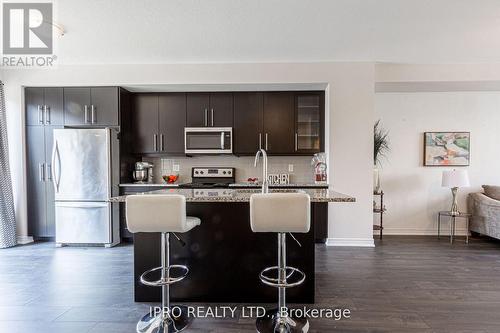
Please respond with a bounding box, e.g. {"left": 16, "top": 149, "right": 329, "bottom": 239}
{"left": 137, "top": 305, "right": 193, "bottom": 333}
{"left": 256, "top": 309, "right": 309, "bottom": 333}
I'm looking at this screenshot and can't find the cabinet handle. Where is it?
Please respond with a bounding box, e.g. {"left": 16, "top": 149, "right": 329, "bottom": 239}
{"left": 46, "top": 164, "right": 52, "bottom": 181}
{"left": 91, "top": 105, "right": 96, "bottom": 124}
{"left": 38, "top": 105, "right": 43, "bottom": 124}
{"left": 160, "top": 134, "right": 164, "bottom": 151}
{"left": 211, "top": 108, "right": 214, "bottom": 127}
{"left": 153, "top": 134, "right": 158, "bottom": 151}
{"left": 295, "top": 132, "right": 298, "bottom": 151}
{"left": 204, "top": 108, "right": 208, "bottom": 126}
{"left": 45, "top": 105, "right": 51, "bottom": 124}
{"left": 265, "top": 133, "right": 269, "bottom": 151}
{"left": 259, "top": 133, "right": 262, "bottom": 150}
{"left": 84, "top": 105, "right": 89, "bottom": 123}
{"left": 39, "top": 163, "right": 45, "bottom": 182}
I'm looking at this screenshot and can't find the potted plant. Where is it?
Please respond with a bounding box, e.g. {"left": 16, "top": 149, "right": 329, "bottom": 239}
{"left": 374, "top": 119, "right": 389, "bottom": 193}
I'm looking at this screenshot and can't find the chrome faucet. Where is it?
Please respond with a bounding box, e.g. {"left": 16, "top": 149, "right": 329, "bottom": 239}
{"left": 254, "top": 149, "right": 269, "bottom": 193}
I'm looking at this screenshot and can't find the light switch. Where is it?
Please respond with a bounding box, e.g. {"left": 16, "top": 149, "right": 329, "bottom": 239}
{"left": 288, "top": 164, "right": 294, "bottom": 172}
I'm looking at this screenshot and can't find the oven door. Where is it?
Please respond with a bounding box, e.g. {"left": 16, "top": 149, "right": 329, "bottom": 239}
{"left": 185, "top": 127, "right": 232, "bottom": 154}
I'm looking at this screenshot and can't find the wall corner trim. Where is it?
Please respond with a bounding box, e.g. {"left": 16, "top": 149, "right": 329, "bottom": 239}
{"left": 326, "top": 237, "right": 375, "bottom": 247}
{"left": 16, "top": 236, "right": 34, "bottom": 245}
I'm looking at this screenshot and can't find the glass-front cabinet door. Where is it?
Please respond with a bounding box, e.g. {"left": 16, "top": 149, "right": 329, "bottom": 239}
{"left": 295, "top": 93, "right": 323, "bottom": 153}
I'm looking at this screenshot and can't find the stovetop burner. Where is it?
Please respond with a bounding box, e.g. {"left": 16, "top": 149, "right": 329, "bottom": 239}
{"left": 181, "top": 182, "right": 230, "bottom": 189}
{"left": 182, "top": 167, "right": 236, "bottom": 189}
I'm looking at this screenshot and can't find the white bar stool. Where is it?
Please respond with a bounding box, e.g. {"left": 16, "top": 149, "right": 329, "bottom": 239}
{"left": 250, "top": 192, "right": 311, "bottom": 333}
{"left": 126, "top": 194, "right": 200, "bottom": 333}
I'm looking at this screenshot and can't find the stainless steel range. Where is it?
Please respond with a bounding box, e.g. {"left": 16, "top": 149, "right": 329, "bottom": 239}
{"left": 181, "top": 167, "right": 235, "bottom": 188}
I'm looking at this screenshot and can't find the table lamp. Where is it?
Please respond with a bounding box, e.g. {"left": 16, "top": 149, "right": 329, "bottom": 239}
{"left": 441, "top": 170, "right": 470, "bottom": 216}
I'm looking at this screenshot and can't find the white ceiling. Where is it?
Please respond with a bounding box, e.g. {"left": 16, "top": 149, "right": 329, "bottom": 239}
{"left": 55, "top": 0, "right": 500, "bottom": 64}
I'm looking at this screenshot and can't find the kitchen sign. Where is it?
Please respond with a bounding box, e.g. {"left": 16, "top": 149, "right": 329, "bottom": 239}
{"left": 267, "top": 173, "right": 290, "bottom": 185}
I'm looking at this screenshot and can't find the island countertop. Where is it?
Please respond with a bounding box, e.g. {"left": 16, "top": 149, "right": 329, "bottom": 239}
{"left": 110, "top": 188, "right": 355, "bottom": 203}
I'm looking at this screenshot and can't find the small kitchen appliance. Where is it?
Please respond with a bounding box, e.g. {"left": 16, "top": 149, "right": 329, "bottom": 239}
{"left": 181, "top": 167, "right": 235, "bottom": 188}
{"left": 133, "top": 162, "right": 154, "bottom": 183}
{"left": 184, "top": 127, "right": 232, "bottom": 154}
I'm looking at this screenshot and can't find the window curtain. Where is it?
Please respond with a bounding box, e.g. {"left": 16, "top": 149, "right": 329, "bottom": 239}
{"left": 0, "top": 81, "right": 17, "bottom": 248}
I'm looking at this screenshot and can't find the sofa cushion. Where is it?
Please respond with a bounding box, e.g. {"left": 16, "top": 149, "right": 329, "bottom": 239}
{"left": 482, "top": 185, "right": 500, "bottom": 201}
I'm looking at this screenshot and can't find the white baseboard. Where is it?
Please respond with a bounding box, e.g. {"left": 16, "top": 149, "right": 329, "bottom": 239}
{"left": 375, "top": 228, "right": 468, "bottom": 236}
{"left": 16, "top": 236, "right": 34, "bottom": 245}
{"left": 326, "top": 238, "right": 375, "bottom": 247}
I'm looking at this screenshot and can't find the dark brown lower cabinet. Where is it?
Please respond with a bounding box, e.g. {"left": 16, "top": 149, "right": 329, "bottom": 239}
{"left": 314, "top": 203, "right": 328, "bottom": 243}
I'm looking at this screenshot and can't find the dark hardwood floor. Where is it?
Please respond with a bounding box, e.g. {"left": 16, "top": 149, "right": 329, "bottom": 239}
{"left": 0, "top": 236, "right": 499, "bottom": 332}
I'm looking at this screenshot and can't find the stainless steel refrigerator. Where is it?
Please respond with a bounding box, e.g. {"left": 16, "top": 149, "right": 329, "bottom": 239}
{"left": 51, "top": 128, "right": 120, "bottom": 247}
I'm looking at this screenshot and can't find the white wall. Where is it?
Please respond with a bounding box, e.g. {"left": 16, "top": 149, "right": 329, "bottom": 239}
{"left": 374, "top": 64, "right": 500, "bottom": 235}
{"left": 3, "top": 62, "right": 374, "bottom": 246}
{"left": 375, "top": 90, "right": 500, "bottom": 235}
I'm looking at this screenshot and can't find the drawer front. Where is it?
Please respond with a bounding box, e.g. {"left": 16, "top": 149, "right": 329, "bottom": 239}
{"left": 56, "top": 202, "right": 111, "bottom": 244}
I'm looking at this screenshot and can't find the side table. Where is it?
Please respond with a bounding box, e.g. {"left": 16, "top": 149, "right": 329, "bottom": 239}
{"left": 437, "top": 211, "right": 472, "bottom": 244}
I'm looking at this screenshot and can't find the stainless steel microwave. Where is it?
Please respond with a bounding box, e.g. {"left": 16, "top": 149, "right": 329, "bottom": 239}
{"left": 184, "top": 127, "right": 233, "bottom": 154}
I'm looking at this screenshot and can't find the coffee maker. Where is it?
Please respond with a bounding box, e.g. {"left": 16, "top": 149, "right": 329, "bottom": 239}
{"left": 133, "top": 162, "right": 154, "bottom": 183}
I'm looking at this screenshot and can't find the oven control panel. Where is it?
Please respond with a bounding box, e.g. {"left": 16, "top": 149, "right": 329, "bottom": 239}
{"left": 192, "top": 167, "right": 235, "bottom": 178}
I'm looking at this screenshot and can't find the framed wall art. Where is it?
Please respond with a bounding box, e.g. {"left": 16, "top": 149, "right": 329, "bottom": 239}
{"left": 424, "top": 132, "right": 470, "bottom": 166}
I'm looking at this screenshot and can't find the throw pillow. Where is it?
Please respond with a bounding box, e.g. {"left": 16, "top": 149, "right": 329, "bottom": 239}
{"left": 482, "top": 185, "right": 500, "bottom": 200}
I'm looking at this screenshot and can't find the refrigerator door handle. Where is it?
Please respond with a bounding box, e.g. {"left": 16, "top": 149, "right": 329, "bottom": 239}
{"left": 39, "top": 163, "right": 45, "bottom": 182}
{"left": 46, "top": 163, "right": 52, "bottom": 181}
{"left": 52, "top": 140, "right": 61, "bottom": 193}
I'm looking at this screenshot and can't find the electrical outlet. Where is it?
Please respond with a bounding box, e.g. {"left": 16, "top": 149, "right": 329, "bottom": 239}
{"left": 288, "top": 164, "right": 294, "bottom": 172}
{"left": 173, "top": 164, "right": 180, "bottom": 172}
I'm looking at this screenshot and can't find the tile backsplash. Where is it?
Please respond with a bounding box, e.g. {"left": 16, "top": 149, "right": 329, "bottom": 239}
{"left": 142, "top": 155, "right": 316, "bottom": 184}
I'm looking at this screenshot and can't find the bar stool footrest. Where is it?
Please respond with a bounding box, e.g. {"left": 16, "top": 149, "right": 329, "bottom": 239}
{"left": 140, "top": 264, "right": 189, "bottom": 287}
{"left": 259, "top": 266, "right": 306, "bottom": 288}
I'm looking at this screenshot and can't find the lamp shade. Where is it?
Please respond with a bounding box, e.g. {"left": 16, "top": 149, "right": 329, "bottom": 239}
{"left": 442, "top": 170, "right": 470, "bottom": 188}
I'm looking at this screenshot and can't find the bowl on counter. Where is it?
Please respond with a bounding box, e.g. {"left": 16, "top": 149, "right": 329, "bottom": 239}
{"left": 162, "top": 174, "right": 179, "bottom": 184}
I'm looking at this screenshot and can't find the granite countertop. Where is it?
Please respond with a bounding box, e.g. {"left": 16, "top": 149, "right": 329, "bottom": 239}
{"left": 229, "top": 182, "right": 328, "bottom": 188}
{"left": 119, "top": 183, "right": 179, "bottom": 187}
{"left": 120, "top": 182, "right": 328, "bottom": 188}
{"left": 109, "top": 188, "right": 355, "bottom": 203}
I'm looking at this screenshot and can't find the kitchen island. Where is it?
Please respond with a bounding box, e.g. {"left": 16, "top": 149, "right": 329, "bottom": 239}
{"left": 111, "top": 188, "right": 355, "bottom": 304}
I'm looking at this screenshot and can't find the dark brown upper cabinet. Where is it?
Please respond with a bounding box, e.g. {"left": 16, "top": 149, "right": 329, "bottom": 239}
{"left": 294, "top": 92, "right": 324, "bottom": 154}
{"left": 186, "top": 92, "right": 233, "bottom": 127}
{"left": 64, "top": 87, "right": 119, "bottom": 126}
{"left": 263, "top": 92, "right": 295, "bottom": 154}
{"left": 131, "top": 94, "right": 158, "bottom": 154}
{"left": 234, "top": 91, "right": 324, "bottom": 156}
{"left": 25, "top": 87, "right": 63, "bottom": 126}
{"left": 131, "top": 93, "right": 186, "bottom": 154}
{"left": 159, "top": 93, "right": 186, "bottom": 154}
{"left": 233, "top": 92, "right": 264, "bottom": 155}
